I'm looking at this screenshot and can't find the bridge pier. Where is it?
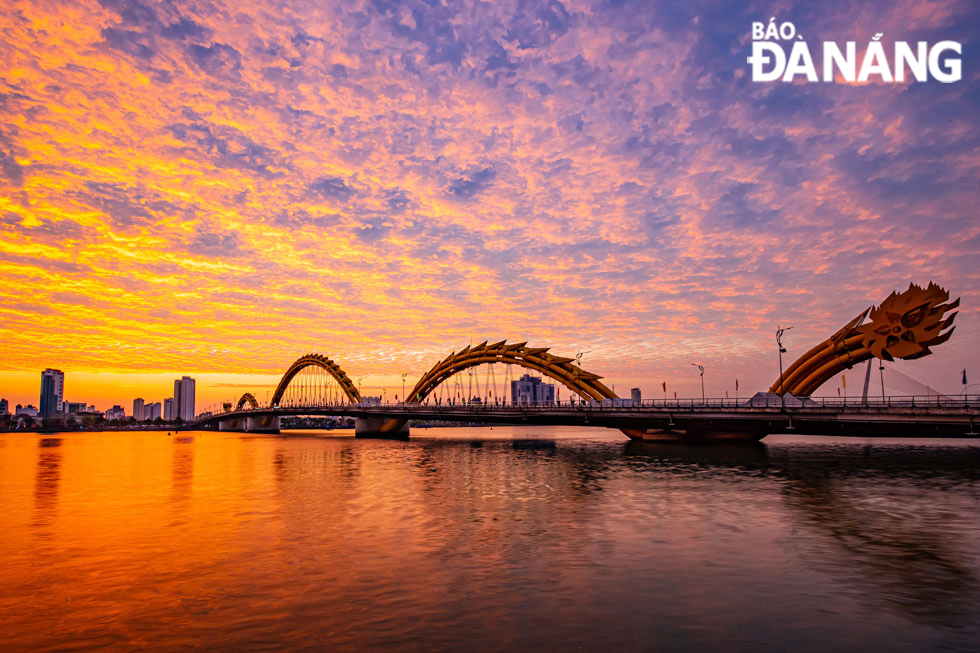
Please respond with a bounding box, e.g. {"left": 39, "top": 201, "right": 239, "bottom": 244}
{"left": 247, "top": 415, "right": 280, "bottom": 434}
{"left": 355, "top": 417, "right": 410, "bottom": 440}
{"left": 218, "top": 418, "right": 243, "bottom": 431}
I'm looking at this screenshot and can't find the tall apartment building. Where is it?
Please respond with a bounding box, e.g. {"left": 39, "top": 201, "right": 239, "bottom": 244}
{"left": 0, "top": 398, "right": 8, "bottom": 415}
{"left": 133, "top": 398, "right": 145, "bottom": 421}
{"left": 510, "top": 374, "right": 556, "bottom": 405}
{"left": 146, "top": 402, "right": 162, "bottom": 420}
{"left": 174, "top": 376, "right": 196, "bottom": 421}
{"left": 40, "top": 368, "right": 65, "bottom": 419}
{"left": 163, "top": 397, "right": 174, "bottom": 421}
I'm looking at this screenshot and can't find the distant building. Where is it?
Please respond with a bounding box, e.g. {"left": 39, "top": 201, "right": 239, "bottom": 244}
{"left": 0, "top": 398, "right": 7, "bottom": 415}
{"left": 105, "top": 405, "right": 126, "bottom": 420}
{"left": 631, "top": 388, "right": 642, "bottom": 402}
{"left": 133, "top": 398, "right": 145, "bottom": 421}
{"left": 163, "top": 397, "right": 174, "bottom": 421}
{"left": 511, "top": 374, "right": 555, "bottom": 405}
{"left": 63, "top": 401, "right": 87, "bottom": 414}
{"left": 40, "top": 368, "right": 65, "bottom": 419}
{"left": 174, "top": 376, "right": 195, "bottom": 421}
{"left": 146, "top": 402, "right": 161, "bottom": 420}
{"left": 16, "top": 404, "right": 39, "bottom": 418}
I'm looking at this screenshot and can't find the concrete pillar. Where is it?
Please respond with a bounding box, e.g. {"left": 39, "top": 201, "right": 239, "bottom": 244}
{"left": 247, "top": 415, "right": 280, "bottom": 433}
{"left": 355, "top": 417, "right": 410, "bottom": 439}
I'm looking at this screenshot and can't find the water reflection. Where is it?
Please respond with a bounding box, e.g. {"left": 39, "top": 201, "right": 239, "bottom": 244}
{"left": 625, "top": 438, "right": 980, "bottom": 628}
{"left": 2, "top": 430, "right": 978, "bottom": 651}
{"left": 33, "top": 438, "right": 62, "bottom": 531}
{"left": 775, "top": 446, "right": 980, "bottom": 629}
{"left": 171, "top": 436, "right": 194, "bottom": 510}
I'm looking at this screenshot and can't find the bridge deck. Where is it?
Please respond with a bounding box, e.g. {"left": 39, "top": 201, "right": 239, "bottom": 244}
{"left": 200, "top": 397, "right": 980, "bottom": 439}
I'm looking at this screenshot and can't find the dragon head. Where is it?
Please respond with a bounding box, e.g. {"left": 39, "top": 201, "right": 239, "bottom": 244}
{"left": 857, "top": 282, "right": 958, "bottom": 361}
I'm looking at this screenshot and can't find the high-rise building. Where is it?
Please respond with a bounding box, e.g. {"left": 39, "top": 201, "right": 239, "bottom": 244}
{"left": 146, "top": 402, "right": 161, "bottom": 420}
{"left": 40, "top": 368, "right": 65, "bottom": 419}
{"left": 174, "top": 376, "right": 196, "bottom": 421}
{"left": 133, "top": 398, "right": 145, "bottom": 421}
{"left": 105, "top": 405, "right": 126, "bottom": 420}
{"left": 631, "top": 388, "right": 642, "bottom": 402}
{"left": 0, "top": 398, "right": 8, "bottom": 415}
{"left": 163, "top": 397, "right": 174, "bottom": 421}
{"left": 510, "top": 374, "right": 556, "bottom": 405}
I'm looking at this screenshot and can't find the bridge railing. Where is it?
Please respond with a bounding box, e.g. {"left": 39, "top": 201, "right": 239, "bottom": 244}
{"left": 222, "top": 394, "right": 980, "bottom": 414}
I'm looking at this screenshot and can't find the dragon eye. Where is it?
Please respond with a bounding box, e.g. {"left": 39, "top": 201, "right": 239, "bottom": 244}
{"left": 901, "top": 302, "right": 930, "bottom": 328}
{"left": 901, "top": 331, "right": 916, "bottom": 342}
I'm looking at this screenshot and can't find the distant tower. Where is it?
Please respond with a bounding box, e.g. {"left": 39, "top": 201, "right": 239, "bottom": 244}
{"left": 133, "top": 398, "right": 145, "bottom": 421}
{"left": 146, "top": 402, "right": 161, "bottom": 420}
{"left": 163, "top": 397, "right": 174, "bottom": 421}
{"left": 174, "top": 377, "right": 196, "bottom": 421}
{"left": 39, "top": 368, "right": 64, "bottom": 419}
{"left": 0, "top": 398, "right": 7, "bottom": 415}
{"left": 510, "top": 374, "right": 556, "bottom": 405}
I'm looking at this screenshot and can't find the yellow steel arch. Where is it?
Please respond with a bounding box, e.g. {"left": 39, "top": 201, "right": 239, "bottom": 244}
{"left": 407, "top": 340, "right": 617, "bottom": 402}
{"left": 374, "top": 340, "right": 618, "bottom": 435}
{"left": 769, "top": 282, "right": 958, "bottom": 397}
{"left": 236, "top": 392, "right": 259, "bottom": 411}
{"left": 270, "top": 353, "right": 362, "bottom": 406}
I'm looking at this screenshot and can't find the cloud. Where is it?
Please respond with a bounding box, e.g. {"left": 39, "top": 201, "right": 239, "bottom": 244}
{"left": 0, "top": 0, "right": 976, "bottom": 400}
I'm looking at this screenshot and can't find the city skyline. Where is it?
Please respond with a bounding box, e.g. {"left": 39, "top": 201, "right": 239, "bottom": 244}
{"left": 1, "top": 0, "right": 978, "bottom": 408}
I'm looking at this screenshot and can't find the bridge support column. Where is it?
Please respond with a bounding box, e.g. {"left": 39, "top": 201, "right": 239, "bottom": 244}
{"left": 218, "top": 418, "right": 242, "bottom": 431}
{"left": 247, "top": 415, "right": 280, "bottom": 434}
{"left": 355, "top": 417, "right": 410, "bottom": 439}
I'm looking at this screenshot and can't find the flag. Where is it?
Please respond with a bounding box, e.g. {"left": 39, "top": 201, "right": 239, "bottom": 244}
{"left": 842, "top": 374, "right": 846, "bottom": 388}
{"left": 735, "top": 378, "right": 739, "bottom": 391}
{"left": 837, "top": 387, "right": 841, "bottom": 396}
{"left": 673, "top": 392, "right": 677, "bottom": 399}
{"left": 662, "top": 381, "right": 666, "bottom": 392}
{"left": 725, "top": 390, "right": 729, "bottom": 398}
{"left": 964, "top": 369, "right": 968, "bottom": 385}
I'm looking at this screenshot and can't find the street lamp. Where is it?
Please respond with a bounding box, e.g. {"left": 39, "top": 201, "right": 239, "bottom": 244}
{"left": 879, "top": 363, "right": 885, "bottom": 401}
{"left": 401, "top": 373, "right": 408, "bottom": 404}
{"left": 776, "top": 325, "right": 793, "bottom": 410}
{"left": 691, "top": 363, "right": 705, "bottom": 405}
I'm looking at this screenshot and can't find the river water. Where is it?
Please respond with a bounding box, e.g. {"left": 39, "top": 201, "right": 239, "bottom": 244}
{"left": 1, "top": 426, "right": 978, "bottom": 651}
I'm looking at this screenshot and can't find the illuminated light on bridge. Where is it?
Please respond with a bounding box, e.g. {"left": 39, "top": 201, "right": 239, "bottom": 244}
{"left": 206, "top": 282, "right": 976, "bottom": 441}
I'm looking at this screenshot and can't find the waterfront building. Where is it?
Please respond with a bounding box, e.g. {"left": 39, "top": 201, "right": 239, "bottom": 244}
{"left": 105, "top": 405, "right": 126, "bottom": 420}
{"left": 510, "top": 374, "right": 556, "bottom": 405}
{"left": 0, "top": 398, "right": 7, "bottom": 415}
{"left": 15, "top": 404, "right": 39, "bottom": 417}
{"left": 631, "top": 388, "right": 642, "bottom": 402}
{"left": 146, "top": 402, "right": 162, "bottom": 420}
{"left": 63, "top": 402, "right": 87, "bottom": 414}
{"left": 163, "top": 397, "right": 174, "bottom": 421}
{"left": 133, "top": 398, "right": 145, "bottom": 421}
{"left": 174, "top": 377, "right": 196, "bottom": 421}
{"left": 39, "top": 368, "right": 64, "bottom": 419}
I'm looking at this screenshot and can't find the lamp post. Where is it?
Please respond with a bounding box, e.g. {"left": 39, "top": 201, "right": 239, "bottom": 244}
{"left": 776, "top": 325, "right": 793, "bottom": 409}
{"left": 401, "top": 373, "right": 408, "bottom": 404}
{"left": 691, "top": 363, "right": 705, "bottom": 405}
{"left": 879, "top": 363, "right": 885, "bottom": 401}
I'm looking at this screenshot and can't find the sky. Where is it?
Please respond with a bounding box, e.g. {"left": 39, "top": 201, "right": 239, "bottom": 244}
{"left": 1, "top": 0, "right": 978, "bottom": 410}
